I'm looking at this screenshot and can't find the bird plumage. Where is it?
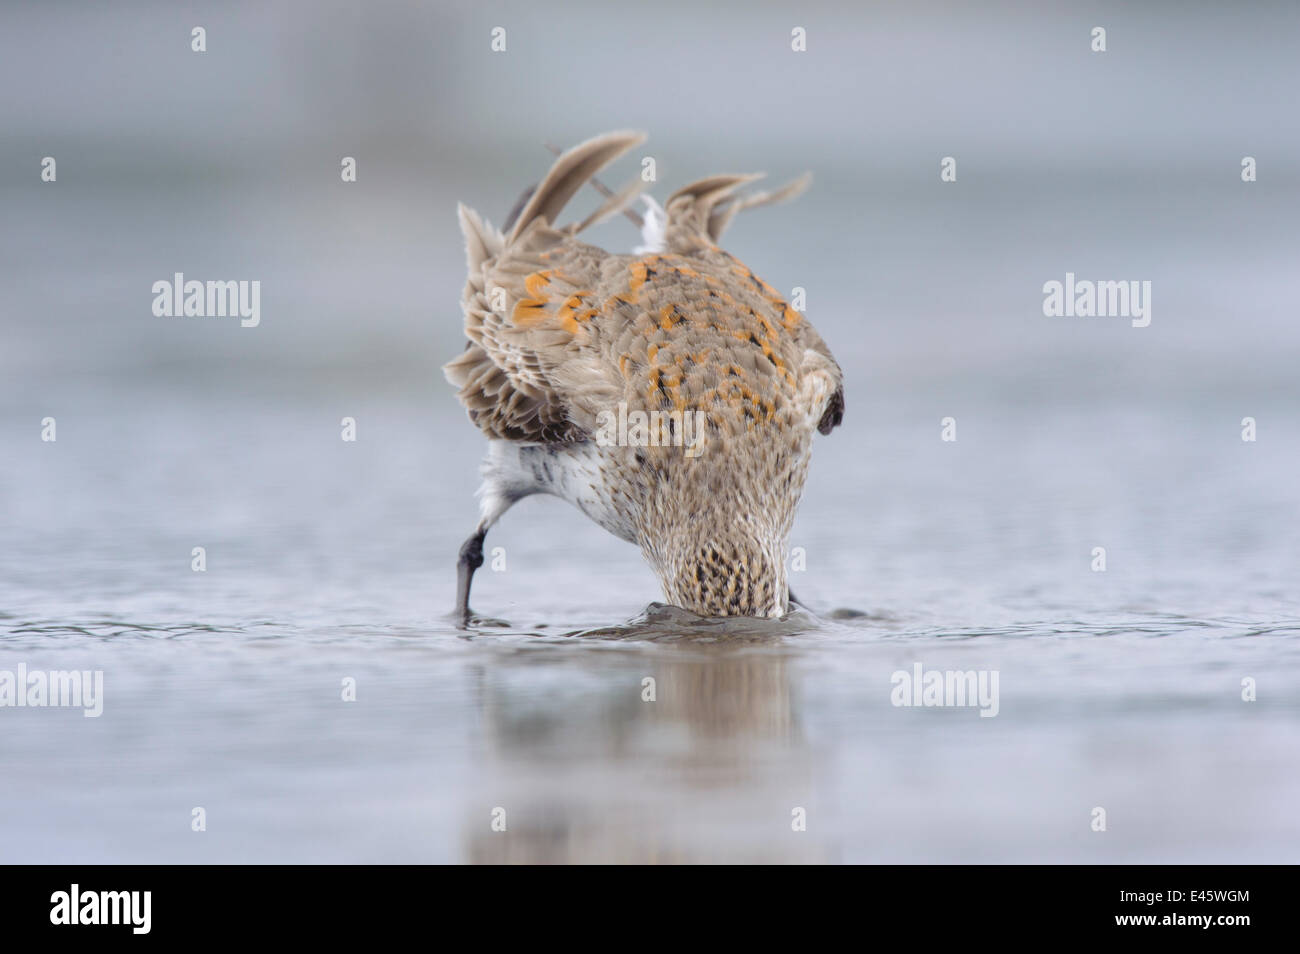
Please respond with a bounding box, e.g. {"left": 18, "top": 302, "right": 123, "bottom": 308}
{"left": 446, "top": 131, "right": 843, "bottom": 621}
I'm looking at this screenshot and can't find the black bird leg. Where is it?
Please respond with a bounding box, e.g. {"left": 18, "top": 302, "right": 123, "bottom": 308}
{"left": 455, "top": 528, "right": 487, "bottom": 626}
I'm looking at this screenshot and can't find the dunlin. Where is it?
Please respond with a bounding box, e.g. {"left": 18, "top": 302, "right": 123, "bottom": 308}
{"left": 446, "top": 132, "right": 843, "bottom": 622}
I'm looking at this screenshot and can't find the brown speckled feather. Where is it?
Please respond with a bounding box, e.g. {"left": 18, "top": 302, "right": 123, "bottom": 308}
{"left": 445, "top": 132, "right": 844, "bottom": 618}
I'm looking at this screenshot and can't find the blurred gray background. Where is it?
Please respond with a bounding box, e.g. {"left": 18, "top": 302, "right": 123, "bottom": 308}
{"left": 4, "top": 0, "right": 1299, "bottom": 399}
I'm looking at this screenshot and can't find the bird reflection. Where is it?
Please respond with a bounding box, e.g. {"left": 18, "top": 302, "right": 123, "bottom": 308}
{"left": 461, "top": 636, "right": 828, "bottom": 863}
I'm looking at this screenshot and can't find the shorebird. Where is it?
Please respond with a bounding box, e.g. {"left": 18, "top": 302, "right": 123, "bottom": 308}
{"left": 446, "top": 132, "right": 843, "bottom": 623}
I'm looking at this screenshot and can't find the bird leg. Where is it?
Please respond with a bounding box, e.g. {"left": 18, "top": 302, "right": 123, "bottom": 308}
{"left": 453, "top": 527, "right": 508, "bottom": 628}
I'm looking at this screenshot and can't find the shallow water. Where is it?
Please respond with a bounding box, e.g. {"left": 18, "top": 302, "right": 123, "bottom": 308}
{"left": 2, "top": 390, "right": 1297, "bottom": 864}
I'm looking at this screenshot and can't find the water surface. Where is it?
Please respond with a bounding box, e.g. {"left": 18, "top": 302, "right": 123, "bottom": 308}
{"left": 2, "top": 392, "right": 1296, "bottom": 864}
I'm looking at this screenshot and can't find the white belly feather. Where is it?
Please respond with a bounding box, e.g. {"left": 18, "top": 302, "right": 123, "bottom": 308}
{"left": 477, "top": 440, "right": 637, "bottom": 544}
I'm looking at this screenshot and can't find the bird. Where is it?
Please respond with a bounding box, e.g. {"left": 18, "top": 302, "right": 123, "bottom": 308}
{"left": 445, "top": 131, "right": 843, "bottom": 623}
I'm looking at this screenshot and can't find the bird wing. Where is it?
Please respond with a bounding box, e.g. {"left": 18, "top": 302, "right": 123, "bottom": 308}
{"left": 445, "top": 131, "right": 647, "bottom": 443}
{"left": 658, "top": 170, "right": 845, "bottom": 436}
